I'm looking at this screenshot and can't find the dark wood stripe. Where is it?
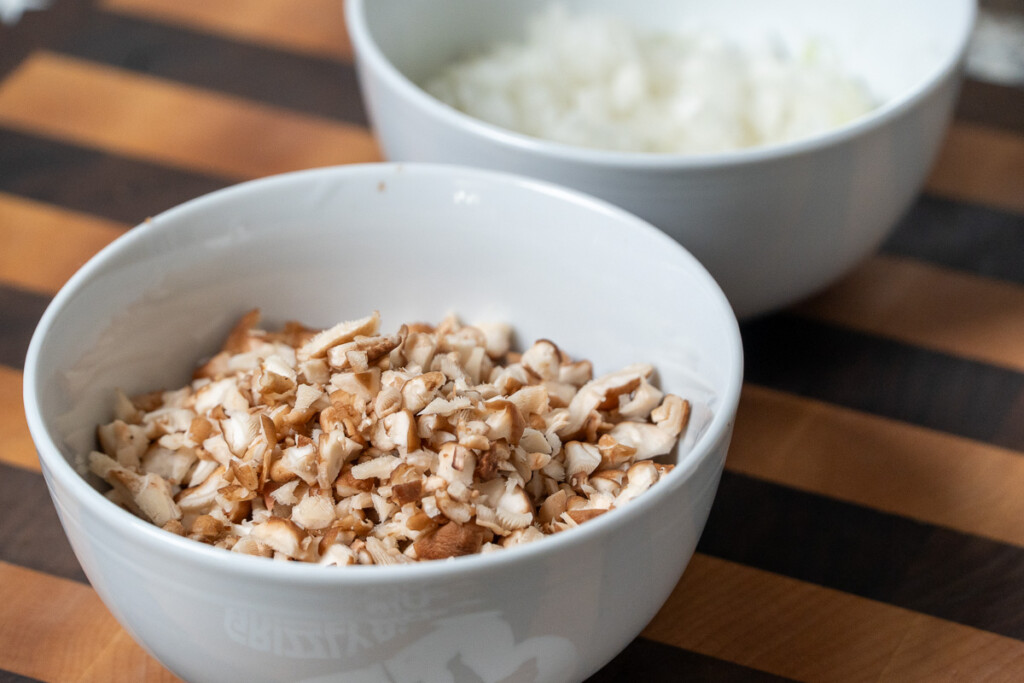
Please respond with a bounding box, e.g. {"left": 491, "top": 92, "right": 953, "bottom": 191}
{"left": 884, "top": 195, "right": 1024, "bottom": 285}
{"left": 741, "top": 314, "right": 1024, "bottom": 451}
{"left": 0, "top": 671, "right": 44, "bottom": 683}
{"left": 56, "top": 10, "right": 367, "bottom": 125}
{"left": 0, "top": 463, "right": 86, "bottom": 584}
{"left": 0, "top": 129, "right": 229, "bottom": 224}
{"left": 0, "top": 287, "right": 49, "bottom": 372}
{"left": 587, "top": 636, "right": 795, "bottom": 682}
{"left": 701, "top": 472, "right": 1024, "bottom": 641}
{"left": 956, "top": 79, "right": 1024, "bottom": 135}
{"left": 0, "top": 0, "right": 93, "bottom": 78}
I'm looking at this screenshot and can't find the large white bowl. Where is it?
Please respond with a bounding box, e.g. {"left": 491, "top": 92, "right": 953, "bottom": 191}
{"left": 346, "top": 0, "right": 975, "bottom": 318}
{"left": 24, "top": 163, "right": 743, "bottom": 682}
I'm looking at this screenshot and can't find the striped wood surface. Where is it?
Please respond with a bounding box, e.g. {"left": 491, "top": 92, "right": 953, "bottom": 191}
{"left": 1, "top": 1, "right": 1023, "bottom": 681}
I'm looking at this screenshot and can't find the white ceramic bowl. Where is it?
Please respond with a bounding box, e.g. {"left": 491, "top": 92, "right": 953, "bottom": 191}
{"left": 346, "top": 0, "right": 975, "bottom": 318}
{"left": 24, "top": 163, "right": 742, "bottom": 682}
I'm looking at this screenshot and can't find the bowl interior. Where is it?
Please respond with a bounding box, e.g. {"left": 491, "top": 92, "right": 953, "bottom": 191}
{"left": 359, "top": 0, "right": 972, "bottom": 124}
{"left": 28, "top": 164, "right": 741, "bottom": 490}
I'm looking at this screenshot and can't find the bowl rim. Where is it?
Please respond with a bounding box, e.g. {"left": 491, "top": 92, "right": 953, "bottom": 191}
{"left": 24, "top": 162, "right": 744, "bottom": 585}
{"left": 345, "top": 0, "right": 977, "bottom": 169}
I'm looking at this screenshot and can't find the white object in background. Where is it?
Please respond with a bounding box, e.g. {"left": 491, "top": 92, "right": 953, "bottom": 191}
{"left": 966, "top": 9, "right": 1024, "bottom": 86}
{"left": 347, "top": 0, "right": 976, "bottom": 319}
{"left": 0, "top": 0, "right": 50, "bottom": 25}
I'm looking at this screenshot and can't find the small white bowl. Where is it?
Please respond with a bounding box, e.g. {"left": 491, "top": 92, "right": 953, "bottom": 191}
{"left": 25, "top": 163, "right": 742, "bottom": 682}
{"left": 346, "top": 0, "right": 975, "bottom": 318}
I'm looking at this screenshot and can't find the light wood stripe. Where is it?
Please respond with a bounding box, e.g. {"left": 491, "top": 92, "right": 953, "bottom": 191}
{"left": 0, "top": 53, "right": 380, "bottom": 181}
{"left": 732, "top": 384, "right": 1024, "bottom": 549}
{"left": 797, "top": 254, "right": 1024, "bottom": 372}
{"left": 0, "top": 193, "right": 126, "bottom": 295}
{"left": 0, "top": 368, "right": 38, "bottom": 473}
{"left": 645, "top": 554, "right": 1024, "bottom": 682}
{"left": 99, "top": 0, "right": 352, "bottom": 61}
{"left": 0, "top": 561, "right": 180, "bottom": 682}
{"left": 927, "top": 122, "right": 1024, "bottom": 216}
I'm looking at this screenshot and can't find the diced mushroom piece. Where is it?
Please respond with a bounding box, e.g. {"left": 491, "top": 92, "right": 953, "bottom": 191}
{"left": 400, "top": 371, "right": 445, "bottom": 413}
{"left": 186, "top": 416, "right": 214, "bottom": 447}
{"left": 317, "top": 430, "right": 361, "bottom": 489}
{"left": 297, "top": 311, "right": 380, "bottom": 361}
{"left": 608, "top": 395, "right": 690, "bottom": 460}
{"left": 291, "top": 493, "right": 336, "bottom": 531}
{"left": 490, "top": 365, "right": 527, "bottom": 397}
{"left": 507, "top": 385, "right": 549, "bottom": 420}
{"left": 221, "top": 308, "right": 263, "bottom": 354}
{"left": 329, "top": 368, "right": 381, "bottom": 404}
{"left": 201, "top": 433, "right": 234, "bottom": 467}
{"left": 364, "top": 537, "right": 413, "bottom": 566}
{"left": 518, "top": 428, "right": 551, "bottom": 455}
{"left": 521, "top": 340, "right": 561, "bottom": 381}
{"left": 175, "top": 465, "right": 229, "bottom": 513}
{"left": 334, "top": 466, "right": 374, "bottom": 498}
{"left": 473, "top": 321, "right": 512, "bottom": 360}
{"left": 319, "top": 543, "right": 357, "bottom": 566}
{"left": 589, "top": 469, "right": 626, "bottom": 496}
{"left": 219, "top": 410, "right": 260, "bottom": 457}
{"left": 618, "top": 378, "right": 663, "bottom": 420}
{"left": 596, "top": 433, "right": 637, "bottom": 468}
{"left": 193, "top": 378, "right": 250, "bottom": 414}
{"left": 501, "top": 526, "right": 545, "bottom": 547}
{"left": 482, "top": 399, "right": 526, "bottom": 446}
{"left": 326, "top": 329, "right": 405, "bottom": 371}
{"left": 351, "top": 455, "right": 402, "bottom": 481}
{"left": 97, "top": 420, "right": 149, "bottom": 469}
{"left": 463, "top": 346, "right": 491, "bottom": 386}
{"left": 185, "top": 457, "right": 219, "bottom": 488}
{"left": 434, "top": 489, "right": 473, "bottom": 524}
{"left": 652, "top": 394, "right": 691, "bottom": 438}
{"left": 371, "top": 493, "right": 397, "bottom": 526}
{"left": 253, "top": 353, "right": 297, "bottom": 406}
{"left": 112, "top": 388, "right": 143, "bottom": 424}
{"left": 373, "top": 385, "right": 402, "bottom": 419}
{"left": 403, "top": 331, "right": 438, "bottom": 370}
{"left": 286, "top": 383, "right": 329, "bottom": 425}
{"left": 614, "top": 461, "right": 661, "bottom": 507}
{"left": 250, "top": 517, "right": 308, "bottom": 559}
{"left": 277, "top": 438, "right": 318, "bottom": 485}
{"left": 298, "top": 357, "right": 331, "bottom": 385}
{"left": 436, "top": 442, "right": 475, "bottom": 488}
{"left": 563, "top": 441, "right": 601, "bottom": 484}
{"left": 537, "top": 488, "right": 569, "bottom": 525}
{"left": 231, "top": 536, "right": 273, "bottom": 558}
{"left": 140, "top": 444, "right": 197, "bottom": 486}
{"left": 419, "top": 395, "right": 472, "bottom": 417}
{"left": 90, "top": 451, "right": 182, "bottom": 526}
{"left": 143, "top": 406, "right": 196, "bottom": 440}
{"left": 605, "top": 422, "right": 674, "bottom": 460}
{"left": 495, "top": 482, "right": 533, "bottom": 530}
{"left": 188, "top": 514, "right": 225, "bottom": 543}
{"left": 384, "top": 410, "right": 421, "bottom": 454}
{"left": 555, "top": 364, "right": 653, "bottom": 438}
{"left": 566, "top": 508, "right": 607, "bottom": 525}
{"left": 558, "top": 360, "right": 593, "bottom": 387}
{"left": 268, "top": 479, "right": 302, "bottom": 506}
{"left": 413, "top": 521, "right": 486, "bottom": 560}
{"left": 454, "top": 417, "right": 488, "bottom": 451}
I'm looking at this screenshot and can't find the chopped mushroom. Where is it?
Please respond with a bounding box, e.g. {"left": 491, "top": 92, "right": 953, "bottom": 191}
{"left": 88, "top": 311, "right": 702, "bottom": 564}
